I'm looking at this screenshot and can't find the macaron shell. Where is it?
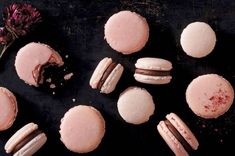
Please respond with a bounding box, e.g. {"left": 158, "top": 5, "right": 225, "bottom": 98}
{"left": 166, "top": 113, "right": 199, "bottom": 150}
{"left": 89, "top": 57, "right": 112, "bottom": 89}
{"left": 134, "top": 73, "right": 172, "bottom": 84}
{"left": 100, "top": 63, "right": 124, "bottom": 93}
{"left": 60, "top": 105, "right": 105, "bottom": 153}
{"left": 15, "top": 42, "right": 64, "bottom": 86}
{"left": 135, "top": 57, "right": 172, "bottom": 71}
{"left": 5, "top": 123, "right": 38, "bottom": 153}
{"left": 104, "top": 10, "right": 149, "bottom": 54}
{"left": 0, "top": 87, "right": 18, "bottom": 131}
{"left": 186, "top": 74, "right": 234, "bottom": 119}
{"left": 117, "top": 87, "right": 155, "bottom": 124}
{"left": 157, "top": 121, "right": 188, "bottom": 156}
{"left": 180, "top": 22, "right": 216, "bottom": 58}
{"left": 14, "top": 133, "right": 47, "bottom": 156}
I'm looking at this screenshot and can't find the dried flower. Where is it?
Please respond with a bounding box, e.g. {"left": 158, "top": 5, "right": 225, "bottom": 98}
{"left": 0, "top": 3, "right": 42, "bottom": 59}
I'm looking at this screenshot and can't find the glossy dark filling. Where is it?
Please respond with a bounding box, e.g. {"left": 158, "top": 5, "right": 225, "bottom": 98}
{"left": 97, "top": 62, "right": 118, "bottom": 90}
{"left": 12, "top": 129, "right": 42, "bottom": 154}
{"left": 135, "top": 68, "right": 170, "bottom": 76}
{"left": 165, "top": 120, "right": 193, "bottom": 153}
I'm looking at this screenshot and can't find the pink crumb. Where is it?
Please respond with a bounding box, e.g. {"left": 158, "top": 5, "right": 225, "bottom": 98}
{"left": 46, "top": 78, "right": 52, "bottom": 83}
{"left": 64, "top": 73, "right": 74, "bottom": 80}
{"left": 50, "top": 84, "right": 56, "bottom": 89}
{"left": 201, "top": 124, "right": 206, "bottom": 128}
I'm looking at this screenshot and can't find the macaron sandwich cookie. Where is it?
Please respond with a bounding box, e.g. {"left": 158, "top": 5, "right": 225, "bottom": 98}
{"left": 15, "top": 42, "right": 64, "bottom": 87}
{"left": 5, "top": 123, "right": 47, "bottom": 156}
{"left": 60, "top": 105, "right": 105, "bottom": 153}
{"left": 180, "top": 22, "right": 216, "bottom": 58}
{"left": 186, "top": 74, "right": 234, "bottom": 119}
{"left": 117, "top": 87, "right": 155, "bottom": 124}
{"left": 105, "top": 10, "right": 149, "bottom": 55}
{"left": 0, "top": 87, "right": 18, "bottom": 131}
{"left": 157, "top": 113, "right": 199, "bottom": 156}
{"left": 134, "top": 57, "right": 173, "bottom": 84}
{"left": 90, "top": 57, "right": 124, "bottom": 94}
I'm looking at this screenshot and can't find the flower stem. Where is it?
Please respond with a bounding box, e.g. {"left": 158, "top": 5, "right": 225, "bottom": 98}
{"left": 0, "top": 38, "right": 15, "bottom": 59}
{"left": 0, "top": 27, "right": 17, "bottom": 60}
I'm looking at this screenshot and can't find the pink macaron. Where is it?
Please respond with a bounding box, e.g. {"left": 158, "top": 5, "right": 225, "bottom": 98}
{"left": 15, "top": 42, "right": 64, "bottom": 87}
{"left": 60, "top": 105, "right": 105, "bottom": 153}
{"left": 134, "top": 57, "right": 173, "bottom": 84}
{"left": 186, "top": 74, "right": 234, "bottom": 119}
{"left": 180, "top": 22, "right": 216, "bottom": 58}
{"left": 0, "top": 87, "right": 18, "bottom": 131}
{"left": 5, "top": 123, "right": 47, "bottom": 156}
{"left": 89, "top": 57, "right": 124, "bottom": 94}
{"left": 157, "top": 113, "right": 199, "bottom": 156}
{"left": 104, "top": 10, "right": 149, "bottom": 55}
{"left": 117, "top": 87, "right": 155, "bottom": 124}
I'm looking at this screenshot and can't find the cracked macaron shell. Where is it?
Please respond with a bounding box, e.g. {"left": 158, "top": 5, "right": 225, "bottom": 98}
{"left": 15, "top": 42, "right": 64, "bottom": 87}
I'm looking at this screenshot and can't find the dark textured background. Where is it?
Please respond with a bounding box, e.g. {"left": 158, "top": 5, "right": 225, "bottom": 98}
{"left": 0, "top": 0, "right": 235, "bottom": 155}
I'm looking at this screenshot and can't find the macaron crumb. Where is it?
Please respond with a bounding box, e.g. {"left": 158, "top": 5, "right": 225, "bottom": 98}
{"left": 201, "top": 124, "right": 206, "bottom": 128}
{"left": 65, "top": 55, "right": 69, "bottom": 59}
{"left": 50, "top": 84, "right": 56, "bottom": 89}
{"left": 46, "top": 78, "right": 52, "bottom": 83}
{"left": 64, "top": 73, "right": 74, "bottom": 80}
{"left": 72, "top": 98, "right": 76, "bottom": 102}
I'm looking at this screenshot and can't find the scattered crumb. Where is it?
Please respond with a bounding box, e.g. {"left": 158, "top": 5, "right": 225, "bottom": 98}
{"left": 64, "top": 73, "right": 74, "bottom": 80}
{"left": 214, "top": 128, "right": 218, "bottom": 132}
{"left": 65, "top": 55, "right": 69, "bottom": 59}
{"left": 201, "top": 124, "right": 206, "bottom": 128}
{"left": 52, "top": 92, "right": 55, "bottom": 95}
{"left": 46, "top": 78, "right": 52, "bottom": 83}
{"left": 50, "top": 84, "right": 56, "bottom": 89}
{"left": 72, "top": 98, "right": 76, "bottom": 102}
{"left": 63, "top": 68, "right": 67, "bottom": 71}
{"left": 220, "top": 139, "right": 223, "bottom": 143}
{"left": 60, "top": 83, "right": 63, "bottom": 86}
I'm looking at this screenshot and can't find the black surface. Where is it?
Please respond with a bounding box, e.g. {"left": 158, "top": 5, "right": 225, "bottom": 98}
{"left": 0, "top": 0, "right": 235, "bottom": 156}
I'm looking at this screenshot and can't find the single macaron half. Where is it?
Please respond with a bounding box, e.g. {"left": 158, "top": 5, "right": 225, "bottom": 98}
{"left": 117, "top": 87, "right": 155, "bottom": 124}
{"left": 180, "top": 22, "right": 216, "bottom": 58}
{"left": 134, "top": 57, "right": 173, "bottom": 84}
{"left": 5, "top": 123, "right": 47, "bottom": 156}
{"left": 0, "top": 87, "right": 18, "bottom": 131}
{"left": 15, "top": 42, "right": 64, "bottom": 87}
{"left": 60, "top": 105, "right": 105, "bottom": 153}
{"left": 157, "top": 113, "right": 199, "bottom": 156}
{"left": 104, "top": 10, "right": 149, "bottom": 55}
{"left": 186, "top": 74, "right": 234, "bottom": 119}
{"left": 89, "top": 57, "right": 124, "bottom": 94}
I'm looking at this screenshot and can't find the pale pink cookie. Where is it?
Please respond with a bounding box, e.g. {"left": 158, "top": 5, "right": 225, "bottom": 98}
{"left": 105, "top": 10, "right": 149, "bottom": 55}
{"left": 157, "top": 113, "right": 199, "bottom": 156}
{"left": 60, "top": 105, "right": 105, "bottom": 153}
{"left": 186, "top": 74, "right": 234, "bottom": 119}
{"left": 117, "top": 87, "right": 155, "bottom": 124}
{"left": 0, "top": 87, "right": 18, "bottom": 131}
{"left": 180, "top": 22, "right": 216, "bottom": 58}
{"left": 15, "top": 42, "right": 64, "bottom": 87}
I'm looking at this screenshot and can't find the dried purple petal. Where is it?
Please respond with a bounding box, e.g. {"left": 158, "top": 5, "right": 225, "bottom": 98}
{"left": 3, "top": 3, "right": 42, "bottom": 37}
{"left": 0, "top": 27, "right": 12, "bottom": 44}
